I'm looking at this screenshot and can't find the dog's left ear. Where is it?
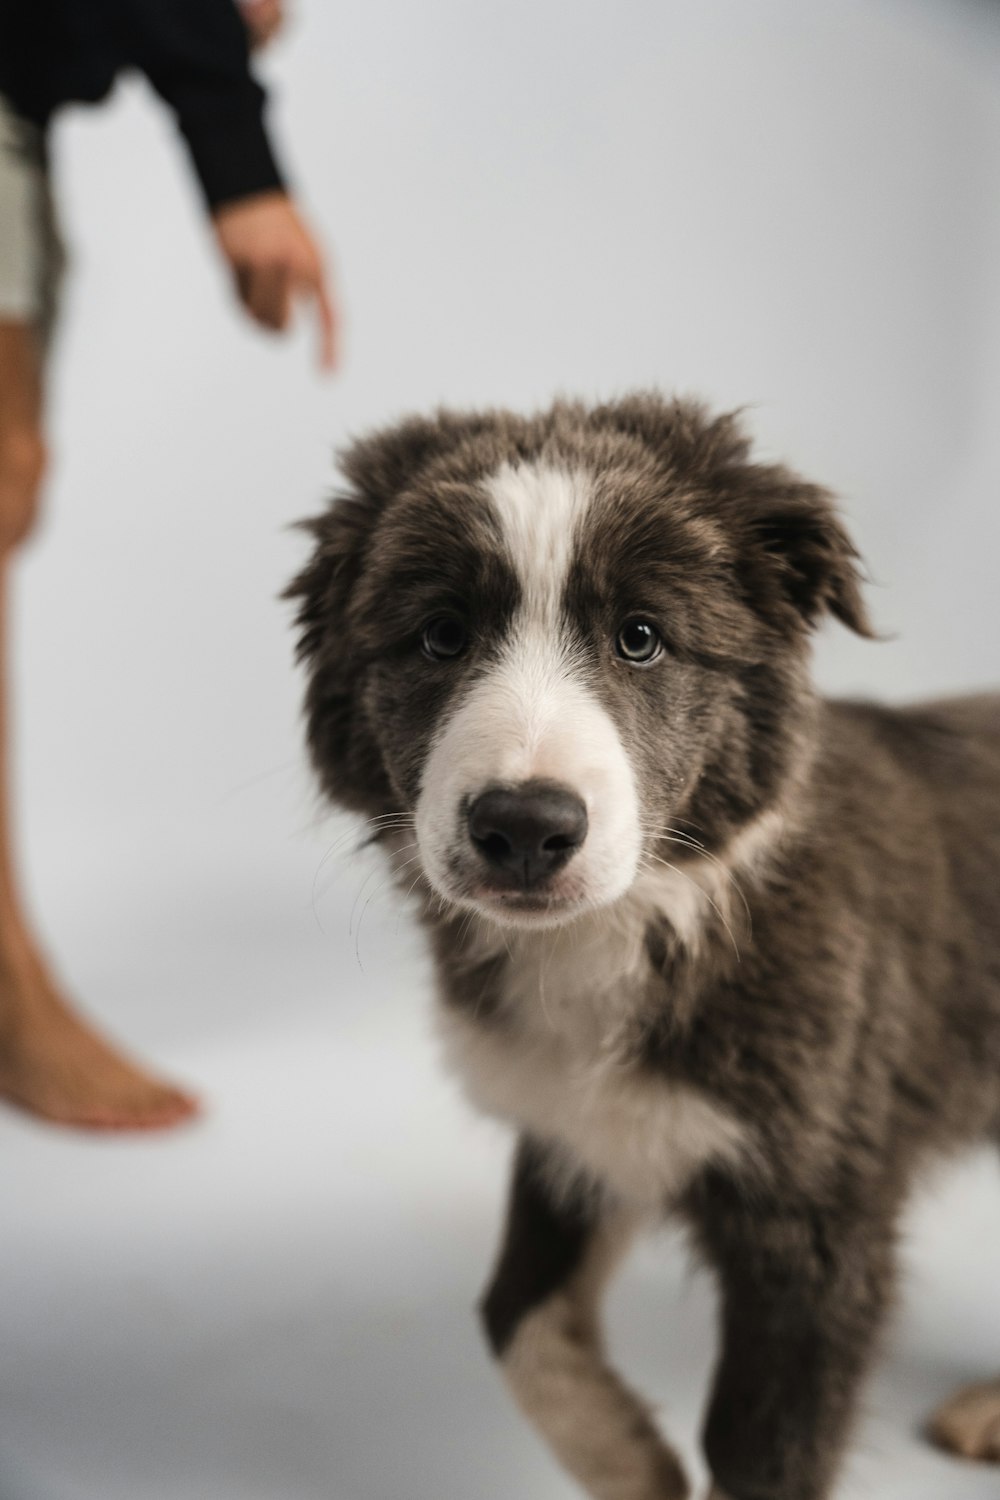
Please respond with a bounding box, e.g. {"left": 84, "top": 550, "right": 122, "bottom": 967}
{"left": 592, "top": 395, "right": 873, "bottom": 639}
{"left": 738, "top": 471, "right": 874, "bottom": 638}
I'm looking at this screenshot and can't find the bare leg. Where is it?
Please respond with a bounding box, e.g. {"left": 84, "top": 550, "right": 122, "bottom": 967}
{"left": 0, "top": 319, "right": 198, "bottom": 1129}
{"left": 480, "top": 1138, "right": 688, "bottom": 1500}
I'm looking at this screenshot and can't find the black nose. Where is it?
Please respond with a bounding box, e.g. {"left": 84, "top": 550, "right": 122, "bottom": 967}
{"left": 467, "top": 781, "right": 588, "bottom": 890}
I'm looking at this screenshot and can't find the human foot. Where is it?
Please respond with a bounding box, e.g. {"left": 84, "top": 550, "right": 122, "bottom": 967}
{"left": 928, "top": 1379, "right": 1000, "bottom": 1463}
{"left": 0, "top": 944, "right": 199, "bottom": 1131}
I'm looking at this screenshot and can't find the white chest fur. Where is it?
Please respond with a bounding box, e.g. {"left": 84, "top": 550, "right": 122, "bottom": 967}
{"left": 436, "top": 883, "right": 750, "bottom": 1209}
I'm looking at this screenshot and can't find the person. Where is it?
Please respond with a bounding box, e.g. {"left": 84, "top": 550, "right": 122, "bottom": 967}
{"left": 0, "top": 0, "right": 337, "bottom": 1129}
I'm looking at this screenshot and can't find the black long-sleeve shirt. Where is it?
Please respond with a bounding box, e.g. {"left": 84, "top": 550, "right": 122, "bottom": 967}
{"left": 0, "top": 0, "right": 285, "bottom": 209}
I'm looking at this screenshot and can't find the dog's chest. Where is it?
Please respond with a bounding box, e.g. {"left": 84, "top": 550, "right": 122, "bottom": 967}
{"left": 437, "top": 909, "right": 747, "bottom": 1208}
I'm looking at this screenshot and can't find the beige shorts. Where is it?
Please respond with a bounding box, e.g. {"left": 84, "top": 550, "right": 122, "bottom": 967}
{"left": 0, "top": 94, "right": 62, "bottom": 342}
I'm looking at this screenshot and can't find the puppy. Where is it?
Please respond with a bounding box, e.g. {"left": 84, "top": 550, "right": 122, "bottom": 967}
{"left": 288, "top": 394, "right": 1000, "bottom": 1500}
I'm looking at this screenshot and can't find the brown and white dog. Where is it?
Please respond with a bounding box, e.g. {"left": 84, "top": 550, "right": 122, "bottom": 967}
{"left": 288, "top": 394, "right": 1000, "bottom": 1500}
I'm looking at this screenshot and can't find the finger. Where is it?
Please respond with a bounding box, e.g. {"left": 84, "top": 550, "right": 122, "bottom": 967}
{"left": 234, "top": 265, "right": 255, "bottom": 315}
{"left": 298, "top": 267, "right": 338, "bottom": 370}
{"left": 258, "top": 14, "right": 282, "bottom": 46}
{"left": 249, "top": 265, "right": 292, "bottom": 332}
{"left": 315, "top": 276, "right": 338, "bottom": 370}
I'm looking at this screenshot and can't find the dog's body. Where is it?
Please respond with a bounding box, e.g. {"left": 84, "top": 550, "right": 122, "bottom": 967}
{"left": 289, "top": 396, "right": 1000, "bottom": 1500}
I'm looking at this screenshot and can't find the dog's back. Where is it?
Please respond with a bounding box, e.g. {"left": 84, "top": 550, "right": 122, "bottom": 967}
{"left": 902, "top": 692, "right": 1000, "bottom": 1099}
{"left": 849, "top": 691, "right": 1000, "bottom": 946}
{"left": 799, "top": 692, "right": 1000, "bottom": 1155}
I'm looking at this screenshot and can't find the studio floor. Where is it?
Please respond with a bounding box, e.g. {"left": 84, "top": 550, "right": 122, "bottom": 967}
{"left": 2, "top": 816, "right": 999, "bottom": 1500}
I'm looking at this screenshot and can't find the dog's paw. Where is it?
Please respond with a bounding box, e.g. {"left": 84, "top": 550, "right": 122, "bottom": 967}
{"left": 927, "top": 1380, "right": 1000, "bottom": 1462}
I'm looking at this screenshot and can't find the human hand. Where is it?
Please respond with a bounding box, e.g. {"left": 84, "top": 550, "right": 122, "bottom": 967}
{"left": 238, "top": 0, "right": 286, "bottom": 52}
{"left": 212, "top": 191, "right": 338, "bottom": 370}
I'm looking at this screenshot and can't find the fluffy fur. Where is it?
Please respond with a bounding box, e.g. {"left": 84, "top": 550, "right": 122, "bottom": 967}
{"left": 288, "top": 394, "right": 1000, "bottom": 1500}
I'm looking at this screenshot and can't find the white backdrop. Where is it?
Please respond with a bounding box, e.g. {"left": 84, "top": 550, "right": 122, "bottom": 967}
{"left": 3, "top": 2, "right": 1000, "bottom": 1497}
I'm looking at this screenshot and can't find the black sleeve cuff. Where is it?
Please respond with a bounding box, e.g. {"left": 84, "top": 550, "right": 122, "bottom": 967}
{"left": 181, "top": 94, "right": 287, "bottom": 211}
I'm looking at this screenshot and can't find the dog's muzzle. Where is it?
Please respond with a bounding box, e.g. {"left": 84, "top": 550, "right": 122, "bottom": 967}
{"left": 467, "top": 779, "right": 588, "bottom": 891}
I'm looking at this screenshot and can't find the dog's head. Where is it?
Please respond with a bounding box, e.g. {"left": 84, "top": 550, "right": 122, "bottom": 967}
{"left": 288, "top": 395, "right": 871, "bottom": 929}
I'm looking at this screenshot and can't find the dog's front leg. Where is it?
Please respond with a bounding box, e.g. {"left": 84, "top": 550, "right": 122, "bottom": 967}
{"left": 697, "top": 1184, "right": 896, "bottom": 1500}
{"left": 480, "top": 1136, "right": 689, "bottom": 1500}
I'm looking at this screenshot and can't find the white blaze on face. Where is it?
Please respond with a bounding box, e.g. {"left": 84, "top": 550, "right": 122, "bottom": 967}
{"left": 415, "top": 461, "right": 642, "bottom": 921}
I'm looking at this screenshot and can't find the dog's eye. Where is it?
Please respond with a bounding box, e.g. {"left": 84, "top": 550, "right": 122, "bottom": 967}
{"left": 615, "top": 619, "right": 662, "bottom": 665}
{"left": 422, "top": 616, "right": 468, "bottom": 661}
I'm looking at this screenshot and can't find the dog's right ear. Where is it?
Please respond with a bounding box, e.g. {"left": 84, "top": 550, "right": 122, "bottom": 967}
{"left": 285, "top": 497, "right": 375, "bottom": 673}
{"left": 287, "top": 415, "right": 470, "bottom": 669}
{"left": 287, "top": 412, "right": 496, "bottom": 813}
{"left": 289, "top": 407, "right": 514, "bottom": 665}
{"left": 285, "top": 492, "right": 389, "bottom": 814}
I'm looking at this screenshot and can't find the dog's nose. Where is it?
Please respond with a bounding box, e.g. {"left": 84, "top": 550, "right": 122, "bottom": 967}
{"left": 467, "top": 781, "right": 588, "bottom": 889}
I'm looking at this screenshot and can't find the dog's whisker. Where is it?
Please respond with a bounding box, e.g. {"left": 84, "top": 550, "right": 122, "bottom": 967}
{"left": 387, "top": 841, "right": 421, "bottom": 863}
{"left": 314, "top": 838, "right": 417, "bottom": 910}
{"left": 643, "top": 852, "right": 743, "bottom": 962}
{"left": 389, "top": 851, "right": 424, "bottom": 874}
{"left": 354, "top": 875, "right": 400, "bottom": 970}
{"left": 636, "top": 818, "right": 753, "bottom": 941}
{"left": 358, "top": 819, "right": 419, "bottom": 850}
{"left": 317, "top": 811, "right": 415, "bottom": 861}
{"left": 654, "top": 831, "right": 753, "bottom": 939}
{"left": 352, "top": 847, "right": 423, "bottom": 963}
{"left": 393, "top": 865, "right": 432, "bottom": 936}
{"left": 309, "top": 815, "right": 415, "bottom": 915}
{"left": 658, "top": 828, "right": 707, "bottom": 856}
{"left": 455, "top": 907, "right": 475, "bottom": 947}
{"left": 402, "top": 867, "right": 430, "bottom": 906}
{"left": 353, "top": 849, "right": 423, "bottom": 961}
{"left": 311, "top": 832, "right": 378, "bottom": 928}
{"left": 348, "top": 864, "right": 387, "bottom": 939}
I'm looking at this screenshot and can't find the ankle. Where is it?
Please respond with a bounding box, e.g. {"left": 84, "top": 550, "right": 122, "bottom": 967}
{"left": 0, "top": 926, "right": 50, "bottom": 1029}
{"left": 0, "top": 910, "right": 35, "bottom": 971}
